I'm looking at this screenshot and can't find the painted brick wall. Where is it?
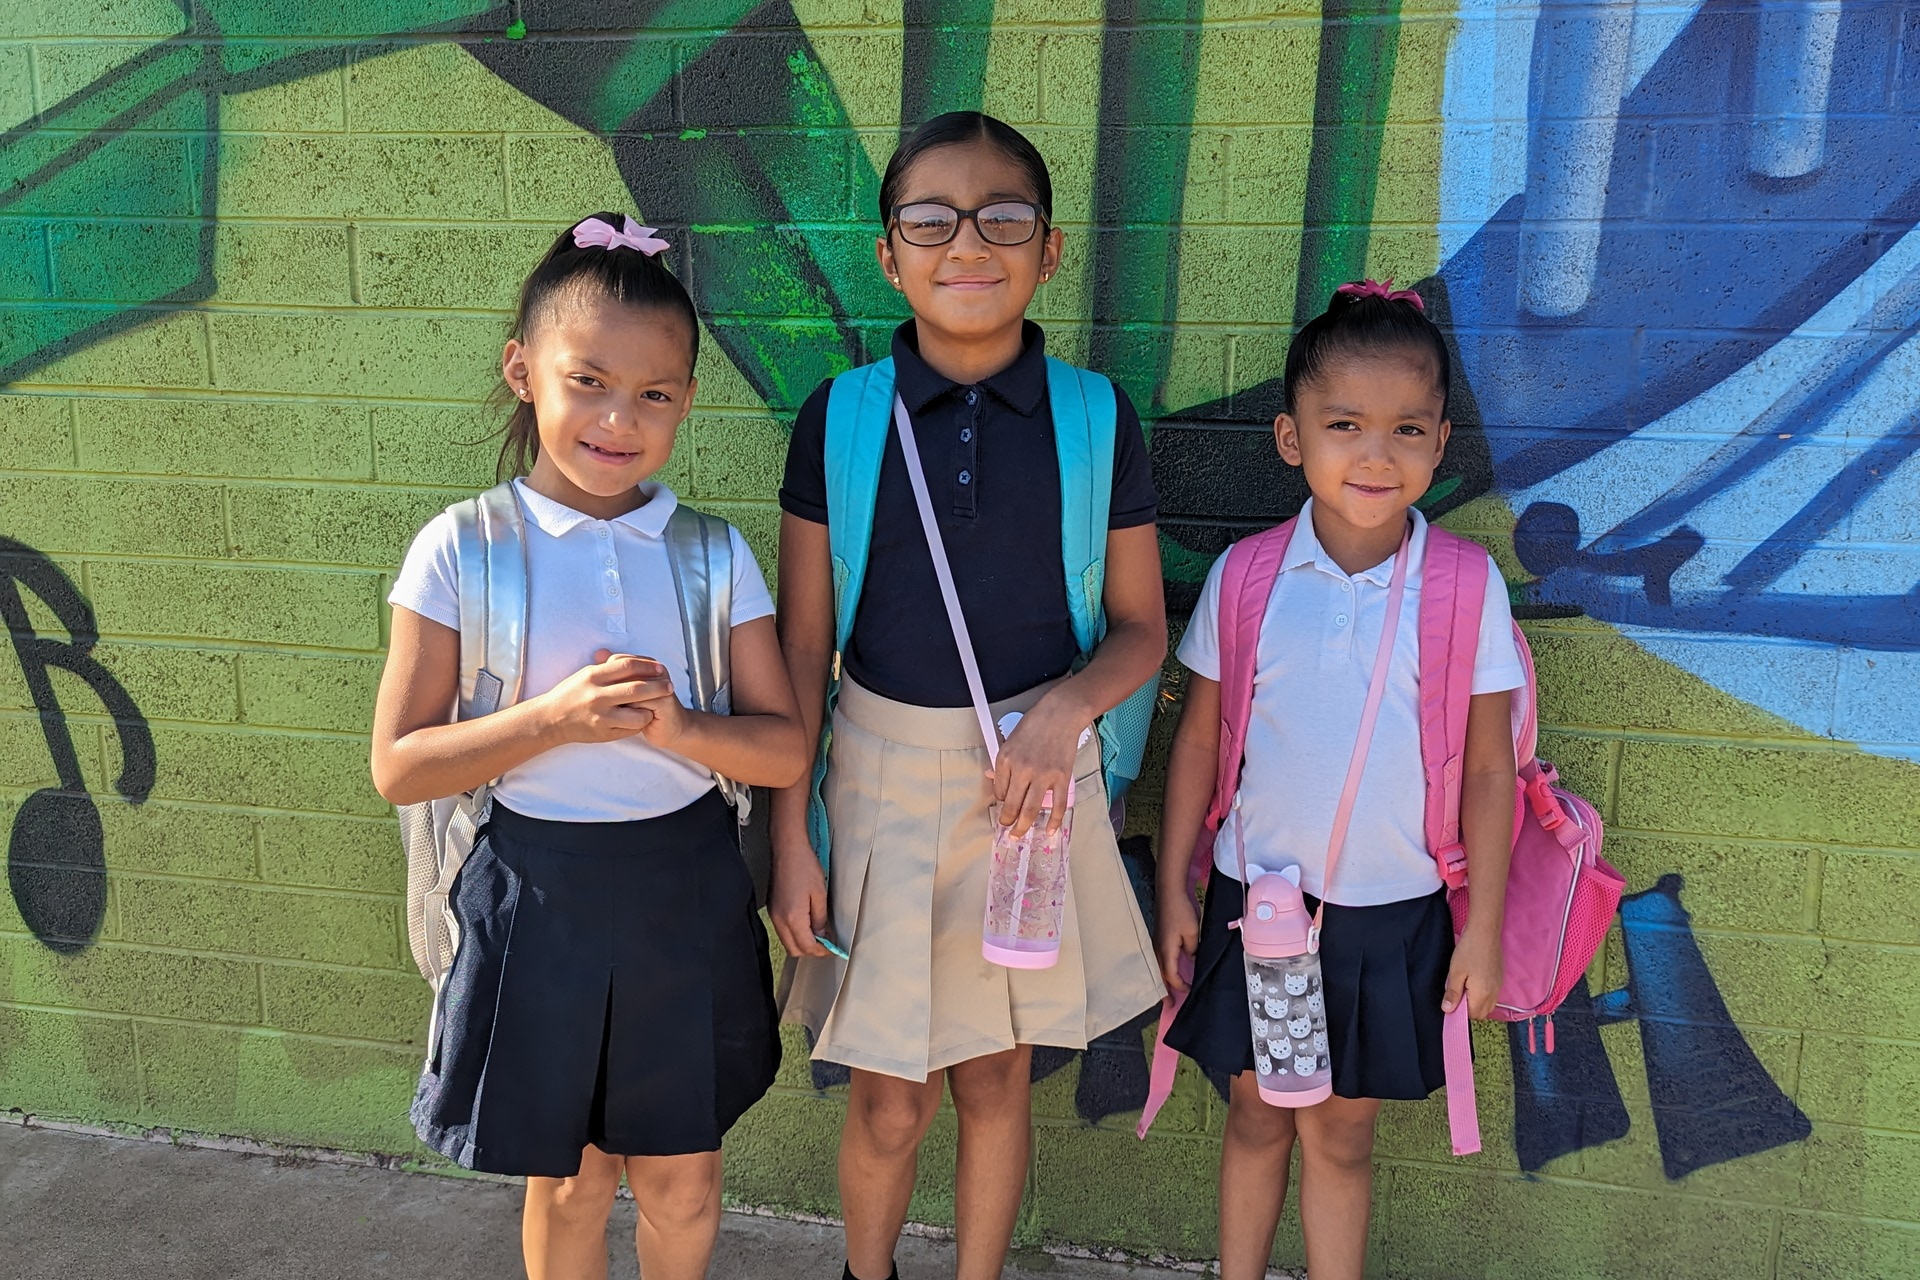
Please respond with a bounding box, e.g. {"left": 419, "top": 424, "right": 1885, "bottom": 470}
{"left": 3, "top": 3, "right": 1917, "bottom": 1277}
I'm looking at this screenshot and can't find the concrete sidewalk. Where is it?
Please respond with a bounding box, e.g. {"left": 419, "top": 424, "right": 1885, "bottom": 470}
{"left": 0, "top": 1121, "right": 1214, "bottom": 1280}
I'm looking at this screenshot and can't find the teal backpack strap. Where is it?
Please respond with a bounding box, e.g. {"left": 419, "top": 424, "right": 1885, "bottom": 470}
{"left": 1043, "top": 358, "right": 1156, "bottom": 805}
{"left": 810, "top": 359, "right": 897, "bottom": 869}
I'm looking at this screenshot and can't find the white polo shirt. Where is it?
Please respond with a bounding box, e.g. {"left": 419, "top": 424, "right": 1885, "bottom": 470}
{"left": 1177, "top": 502, "right": 1524, "bottom": 906}
{"left": 389, "top": 479, "right": 774, "bottom": 822}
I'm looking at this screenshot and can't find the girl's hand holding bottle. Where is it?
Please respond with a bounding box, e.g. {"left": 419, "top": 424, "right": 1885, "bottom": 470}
{"left": 988, "top": 692, "right": 1087, "bottom": 836}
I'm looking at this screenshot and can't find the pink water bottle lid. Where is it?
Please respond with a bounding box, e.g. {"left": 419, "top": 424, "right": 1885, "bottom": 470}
{"left": 1241, "top": 865, "right": 1313, "bottom": 958}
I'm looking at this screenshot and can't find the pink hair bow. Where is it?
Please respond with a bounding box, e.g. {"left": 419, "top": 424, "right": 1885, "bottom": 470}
{"left": 1336, "top": 278, "right": 1425, "bottom": 312}
{"left": 572, "top": 215, "right": 670, "bottom": 256}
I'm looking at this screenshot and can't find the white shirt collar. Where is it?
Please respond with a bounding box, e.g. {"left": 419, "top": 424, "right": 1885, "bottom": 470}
{"left": 512, "top": 477, "right": 679, "bottom": 538}
{"left": 1283, "top": 497, "right": 1431, "bottom": 587}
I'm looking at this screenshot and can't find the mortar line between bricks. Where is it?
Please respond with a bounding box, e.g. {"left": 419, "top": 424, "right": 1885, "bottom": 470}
{"left": 0, "top": 999, "right": 418, "bottom": 1054}
{"left": 0, "top": 927, "right": 418, "bottom": 974}
{"left": 1, "top": 633, "right": 386, "bottom": 660}
{"left": 110, "top": 869, "right": 403, "bottom": 904}
{"left": 0, "top": 710, "right": 376, "bottom": 743}
{"left": 1802, "top": 846, "right": 1825, "bottom": 933}
{"left": 0, "top": 786, "right": 392, "bottom": 824}
{"left": 1602, "top": 825, "right": 1920, "bottom": 857}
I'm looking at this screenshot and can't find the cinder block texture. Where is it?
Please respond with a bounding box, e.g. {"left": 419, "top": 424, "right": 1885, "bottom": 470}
{"left": 2, "top": 9, "right": 1917, "bottom": 1276}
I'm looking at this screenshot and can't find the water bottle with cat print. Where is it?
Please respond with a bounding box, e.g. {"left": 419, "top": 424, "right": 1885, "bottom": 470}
{"left": 1240, "top": 865, "right": 1332, "bottom": 1106}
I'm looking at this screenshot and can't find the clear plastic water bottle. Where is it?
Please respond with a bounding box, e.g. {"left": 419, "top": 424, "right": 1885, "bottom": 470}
{"left": 980, "top": 714, "right": 1091, "bottom": 970}
{"left": 1240, "top": 865, "right": 1332, "bottom": 1107}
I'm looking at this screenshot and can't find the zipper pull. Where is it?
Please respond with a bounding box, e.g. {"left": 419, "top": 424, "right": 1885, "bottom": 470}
{"left": 1527, "top": 1018, "right": 1538, "bottom": 1055}
{"left": 1545, "top": 1014, "right": 1556, "bottom": 1055}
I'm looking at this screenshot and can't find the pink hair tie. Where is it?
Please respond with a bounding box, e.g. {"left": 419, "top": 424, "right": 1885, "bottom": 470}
{"left": 573, "top": 215, "right": 670, "bottom": 256}
{"left": 1335, "top": 278, "right": 1425, "bottom": 312}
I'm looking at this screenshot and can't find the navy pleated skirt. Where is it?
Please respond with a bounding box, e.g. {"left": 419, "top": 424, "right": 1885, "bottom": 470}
{"left": 411, "top": 791, "right": 780, "bottom": 1177}
{"left": 1164, "top": 876, "right": 1452, "bottom": 1101}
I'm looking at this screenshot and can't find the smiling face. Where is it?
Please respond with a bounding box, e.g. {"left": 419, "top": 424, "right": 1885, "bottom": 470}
{"left": 1274, "top": 352, "right": 1450, "bottom": 555}
{"left": 502, "top": 292, "right": 697, "bottom": 517}
{"left": 874, "top": 138, "right": 1063, "bottom": 353}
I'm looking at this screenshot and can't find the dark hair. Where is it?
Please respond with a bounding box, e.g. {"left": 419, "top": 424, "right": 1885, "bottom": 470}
{"left": 1281, "top": 284, "right": 1450, "bottom": 416}
{"left": 877, "top": 111, "right": 1054, "bottom": 225}
{"left": 495, "top": 212, "right": 700, "bottom": 479}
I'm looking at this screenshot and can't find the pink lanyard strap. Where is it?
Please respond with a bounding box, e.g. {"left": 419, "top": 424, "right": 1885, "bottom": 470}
{"left": 1264, "top": 529, "right": 1410, "bottom": 941}
{"left": 891, "top": 394, "right": 1002, "bottom": 764}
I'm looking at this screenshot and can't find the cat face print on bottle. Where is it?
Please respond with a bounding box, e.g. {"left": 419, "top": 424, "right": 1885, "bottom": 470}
{"left": 1288, "top": 1013, "right": 1311, "bottom": 1039}
{"left": 1284, "top": 972, "right": 1309, "bottom": 996}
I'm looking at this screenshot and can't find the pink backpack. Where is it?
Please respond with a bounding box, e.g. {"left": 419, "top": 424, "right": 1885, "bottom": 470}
{"left": 1138, "top": 517, "right": 1625, "bottom": 1155}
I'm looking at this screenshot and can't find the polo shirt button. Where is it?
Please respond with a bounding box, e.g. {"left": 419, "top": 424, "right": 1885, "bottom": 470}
{"left": 1336, "top": 614, "right": 1349, "bottom": 627}
{"left": 965, "top": 389, "right": 978, "bottom": 405}
{"left": 958, "top": 470, "right": 971, "bottom": 485}
{"left": 960, "top": 427, "right": 972, "bottom": 443}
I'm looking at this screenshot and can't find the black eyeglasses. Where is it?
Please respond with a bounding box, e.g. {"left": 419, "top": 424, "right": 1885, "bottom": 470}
{"left": 889, "top": 200, "right": 1045, "bottom": 247}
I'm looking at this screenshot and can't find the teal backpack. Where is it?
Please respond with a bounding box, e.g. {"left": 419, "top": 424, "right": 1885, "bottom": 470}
{"left": 806, "top": 355, "right": 1161, "bottom": 869}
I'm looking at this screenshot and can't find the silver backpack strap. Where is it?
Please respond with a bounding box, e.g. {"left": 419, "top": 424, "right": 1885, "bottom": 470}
{"left": 663, "top": 503, "right": 752, "bottom": 821}
{"left": 403, "top": 481, "right": 529, "bottom": 992}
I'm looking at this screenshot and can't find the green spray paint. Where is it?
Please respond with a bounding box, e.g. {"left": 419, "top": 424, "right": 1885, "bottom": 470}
{"left": 1295, "top": 0, "right": 1402, "bottom": 311}
{"left": 899, "top": 0, "right": 998, "bottom": 130}
{"left": 1089, "top": 0, "right": 1206, "bottom": 420}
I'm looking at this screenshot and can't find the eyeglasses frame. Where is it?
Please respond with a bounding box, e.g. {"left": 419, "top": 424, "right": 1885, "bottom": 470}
{"left": 885, "top": 199, "right": 1050, "bottom": 248}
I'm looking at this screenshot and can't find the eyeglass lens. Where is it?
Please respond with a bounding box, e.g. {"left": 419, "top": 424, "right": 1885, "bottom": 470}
{"left": 894, "top": 201, "right": 1040, "bottom": 246}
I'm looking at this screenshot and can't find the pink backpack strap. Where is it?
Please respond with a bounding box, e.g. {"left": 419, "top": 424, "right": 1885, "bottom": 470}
{"left": 1415, "top": 526, "right": 1491, "bottom": 1157}
{"left": 1137, "top": 519, "right": 1296, "bottom": 1139}
{"left": 1417, "top": 528, "right": 1489, "bottom": 891}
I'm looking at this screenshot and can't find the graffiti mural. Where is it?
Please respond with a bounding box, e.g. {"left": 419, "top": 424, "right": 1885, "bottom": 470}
{"left": 4, "top": 0, "right": 1918, "bottom": 1264}
{"left": 0, "top": 540, "right": 154, "bottom": 954}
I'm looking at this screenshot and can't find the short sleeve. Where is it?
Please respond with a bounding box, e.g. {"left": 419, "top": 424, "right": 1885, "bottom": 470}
{"left": 1471, "top": 552, "right": 1525, "bottom": 695}
{"left": 387, "top": 511, "right": 461, "bottom": 632}
{"left": 1175, "top": 550, "right": 1230, "bottom": 682}
{"left": 778, "top": 378, "right": 833, "bottom": 525}
{"left": 1108, "top": 386, "right": 1159, "bottom": 529}
{"left": 728, "top": 524, "right": 776, "bottom": 627}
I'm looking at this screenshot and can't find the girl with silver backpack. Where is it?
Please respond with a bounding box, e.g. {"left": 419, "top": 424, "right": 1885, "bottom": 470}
{"left": 371, "top": 214, "right": 806, "bottom": 1280}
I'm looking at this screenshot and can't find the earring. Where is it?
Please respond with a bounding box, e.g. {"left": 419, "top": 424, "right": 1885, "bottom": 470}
{"left": 516, "top": 387, "right": 530, "bottom": 399}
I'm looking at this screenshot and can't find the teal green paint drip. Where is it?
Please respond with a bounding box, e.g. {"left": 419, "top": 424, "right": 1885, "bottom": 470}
{"left": 1296, "top": 0, "right": 1402, "bottom": 316}
{"left": 588, "top": 0, "right": 766, "bottom": 131}
{"left": 505, "top": 18, "right": 526, "bottom": 38}
{"left": 1089, "top": 0, "right": 1207, "bottom": 417}
{"left": 1414, "top": 475, "right": 1461, "bottom": 511}
{"left": 1158, "top": 530, "right": 1217, "bottom": 585}
{"left": 899, "top": 0, "right": 997, "bottom": 130}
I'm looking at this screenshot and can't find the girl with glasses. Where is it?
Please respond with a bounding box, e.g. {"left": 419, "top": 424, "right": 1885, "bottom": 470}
{"left": 769, "top": 112, "right": 1168, "bottom": 1280}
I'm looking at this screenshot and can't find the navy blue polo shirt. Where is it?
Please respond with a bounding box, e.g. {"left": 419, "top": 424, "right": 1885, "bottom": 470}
{"left": 780, "top": 321, "right": 1158, "bottom": 708}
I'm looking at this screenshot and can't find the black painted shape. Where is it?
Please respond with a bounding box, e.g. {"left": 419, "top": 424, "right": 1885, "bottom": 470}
{"left": 803, "top": 1024, "right": 852, "bottom": 1090}
{"left": 1619, "top": 874, "right": 1812, "bottom": 1180}
{"left": 1031, "top": 1044, "right": 1076, "bottom": 1084}
{"left": 1513, "top": 502, "right": 1706, "bottom": 609}
{"left": 1507, "top": 974, "right": 1632, "bottom": 1173}
{"left": 1074, "top": 1008, "right": 1158, "bottom": 1122}
{"left": 0, "top": 540, "right": 153, "bottom": 954}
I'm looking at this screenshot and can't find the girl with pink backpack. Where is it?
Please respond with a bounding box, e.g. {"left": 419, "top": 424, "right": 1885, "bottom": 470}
{"left": 1150, "top": 282, "right": 1526, "bottom": 1280}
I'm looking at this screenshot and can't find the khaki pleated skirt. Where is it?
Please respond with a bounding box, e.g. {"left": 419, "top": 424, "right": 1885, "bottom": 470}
{"left": 781, "top": 679, "right": 1166, "bottom": 1082}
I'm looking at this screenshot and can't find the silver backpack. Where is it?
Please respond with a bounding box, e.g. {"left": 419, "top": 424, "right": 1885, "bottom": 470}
{"left": 399, "top": 481, "right": 752, "bottom": 989}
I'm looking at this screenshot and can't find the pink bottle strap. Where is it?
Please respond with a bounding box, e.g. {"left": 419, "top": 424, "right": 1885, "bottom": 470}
{"left": 892, "top": 395, "right": 1001, "bottom": 765}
